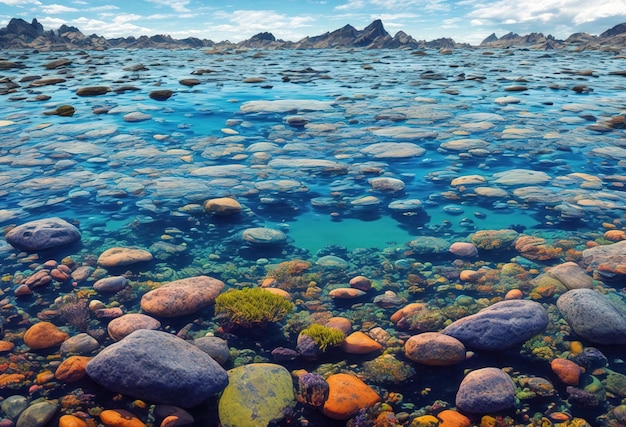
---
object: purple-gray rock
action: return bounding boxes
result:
[86,329,228,408]
[93,276,128,292]
[581,240,626,278]
[456,367,516,414]
[442,299,549,351]
[556,288,626,345]
[193,336,230,365]
[5,217,80,252]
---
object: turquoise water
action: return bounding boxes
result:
[1,47,626,426]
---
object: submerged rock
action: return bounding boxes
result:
[140,276,224,317]
[218,363,295,427]
[442,299,549,351]
[86,329,228,408]
[5,217,81,252]
[456,367,516,414]
[557,288,626,345]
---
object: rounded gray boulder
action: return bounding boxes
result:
[5,217,80,252]
[557,288,626,345]
[456,367,516,414]
[442,299,548,351]
[86,329,228,408]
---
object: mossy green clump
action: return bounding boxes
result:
[299,324,345,352]
[214,287,294,329]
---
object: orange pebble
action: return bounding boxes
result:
[459,270,481,282]
[438,409,471,427]
[341,331,382,354]
[322,373,380,420]
[99,409,146,427]
[0,340,15,352]
[604,229,626,242]
[261,287,292,300]
[569,341,584,355]
[551,358,581,385]
[504,289,523,300]
[59,414,89,427]
[390,302,425,323]
[55,356,92,382]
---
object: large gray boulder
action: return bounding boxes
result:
[86,329,228,408]
[557,288,626,345]
[442,299,549,351]
[5,217,80,252]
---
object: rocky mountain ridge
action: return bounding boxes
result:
[0,17,624,51]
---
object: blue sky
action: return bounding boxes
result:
[1,0,625,45]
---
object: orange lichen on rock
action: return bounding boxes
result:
[322,373,380,420]
[0,373,26,387]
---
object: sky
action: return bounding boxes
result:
[1,0,626,45]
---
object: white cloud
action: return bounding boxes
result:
[468,0,626,26]
[40,4,79,14]
[211,9,316,41]
[0,0,40,5]
[145,0,190,13]
[38,13,153,38]
[370,0,448,11]
[335,0,365,11]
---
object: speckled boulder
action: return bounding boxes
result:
[5,217,80,252]
[140,275,224,317]
[404,332,466,366]
[86,329,228,408]
[218,363,295,427]
[97,247,153,268]
[107,313,161,341]
[456,367,516,414]
[582,240,626,277]
[557,289,626,345]
[442,300,548,351]
[241,227,287,245]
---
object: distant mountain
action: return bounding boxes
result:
[479,22,626,50]
[0,17,624,51]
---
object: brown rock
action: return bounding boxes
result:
[97,247,153,268]
[322,373,380,420]
[328,288,365,299]
[55,355,91,382]
[551,358,581,385]
[349,275,372,291]
[341,331,382,354]
[140,276,224,317]
[203,197,242,215]
[107,313,161,341]
[404,332,466,366]
[24,321,69,350]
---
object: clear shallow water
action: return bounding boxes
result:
[1,47,626,426]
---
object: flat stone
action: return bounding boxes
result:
[140,275,224,317]
[492,169,551,186]
[5,217,80,252]
[455,368,516,414]
[86,329,228,408]
[60,333,100,356]
[93,276,128,292]
[97,247,153,268]
[547,262,594,290]
[203,197,242,215]
[241,228,287,245]
[442,300,549,351]
[150,90,173,101]
[582,240,626,276]
[24,321,69,350]
[557,288,626,345]
[360,142,425,158]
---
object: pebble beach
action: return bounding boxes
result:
[1,46,626,427]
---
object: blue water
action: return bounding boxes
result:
[1,47,626,425]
